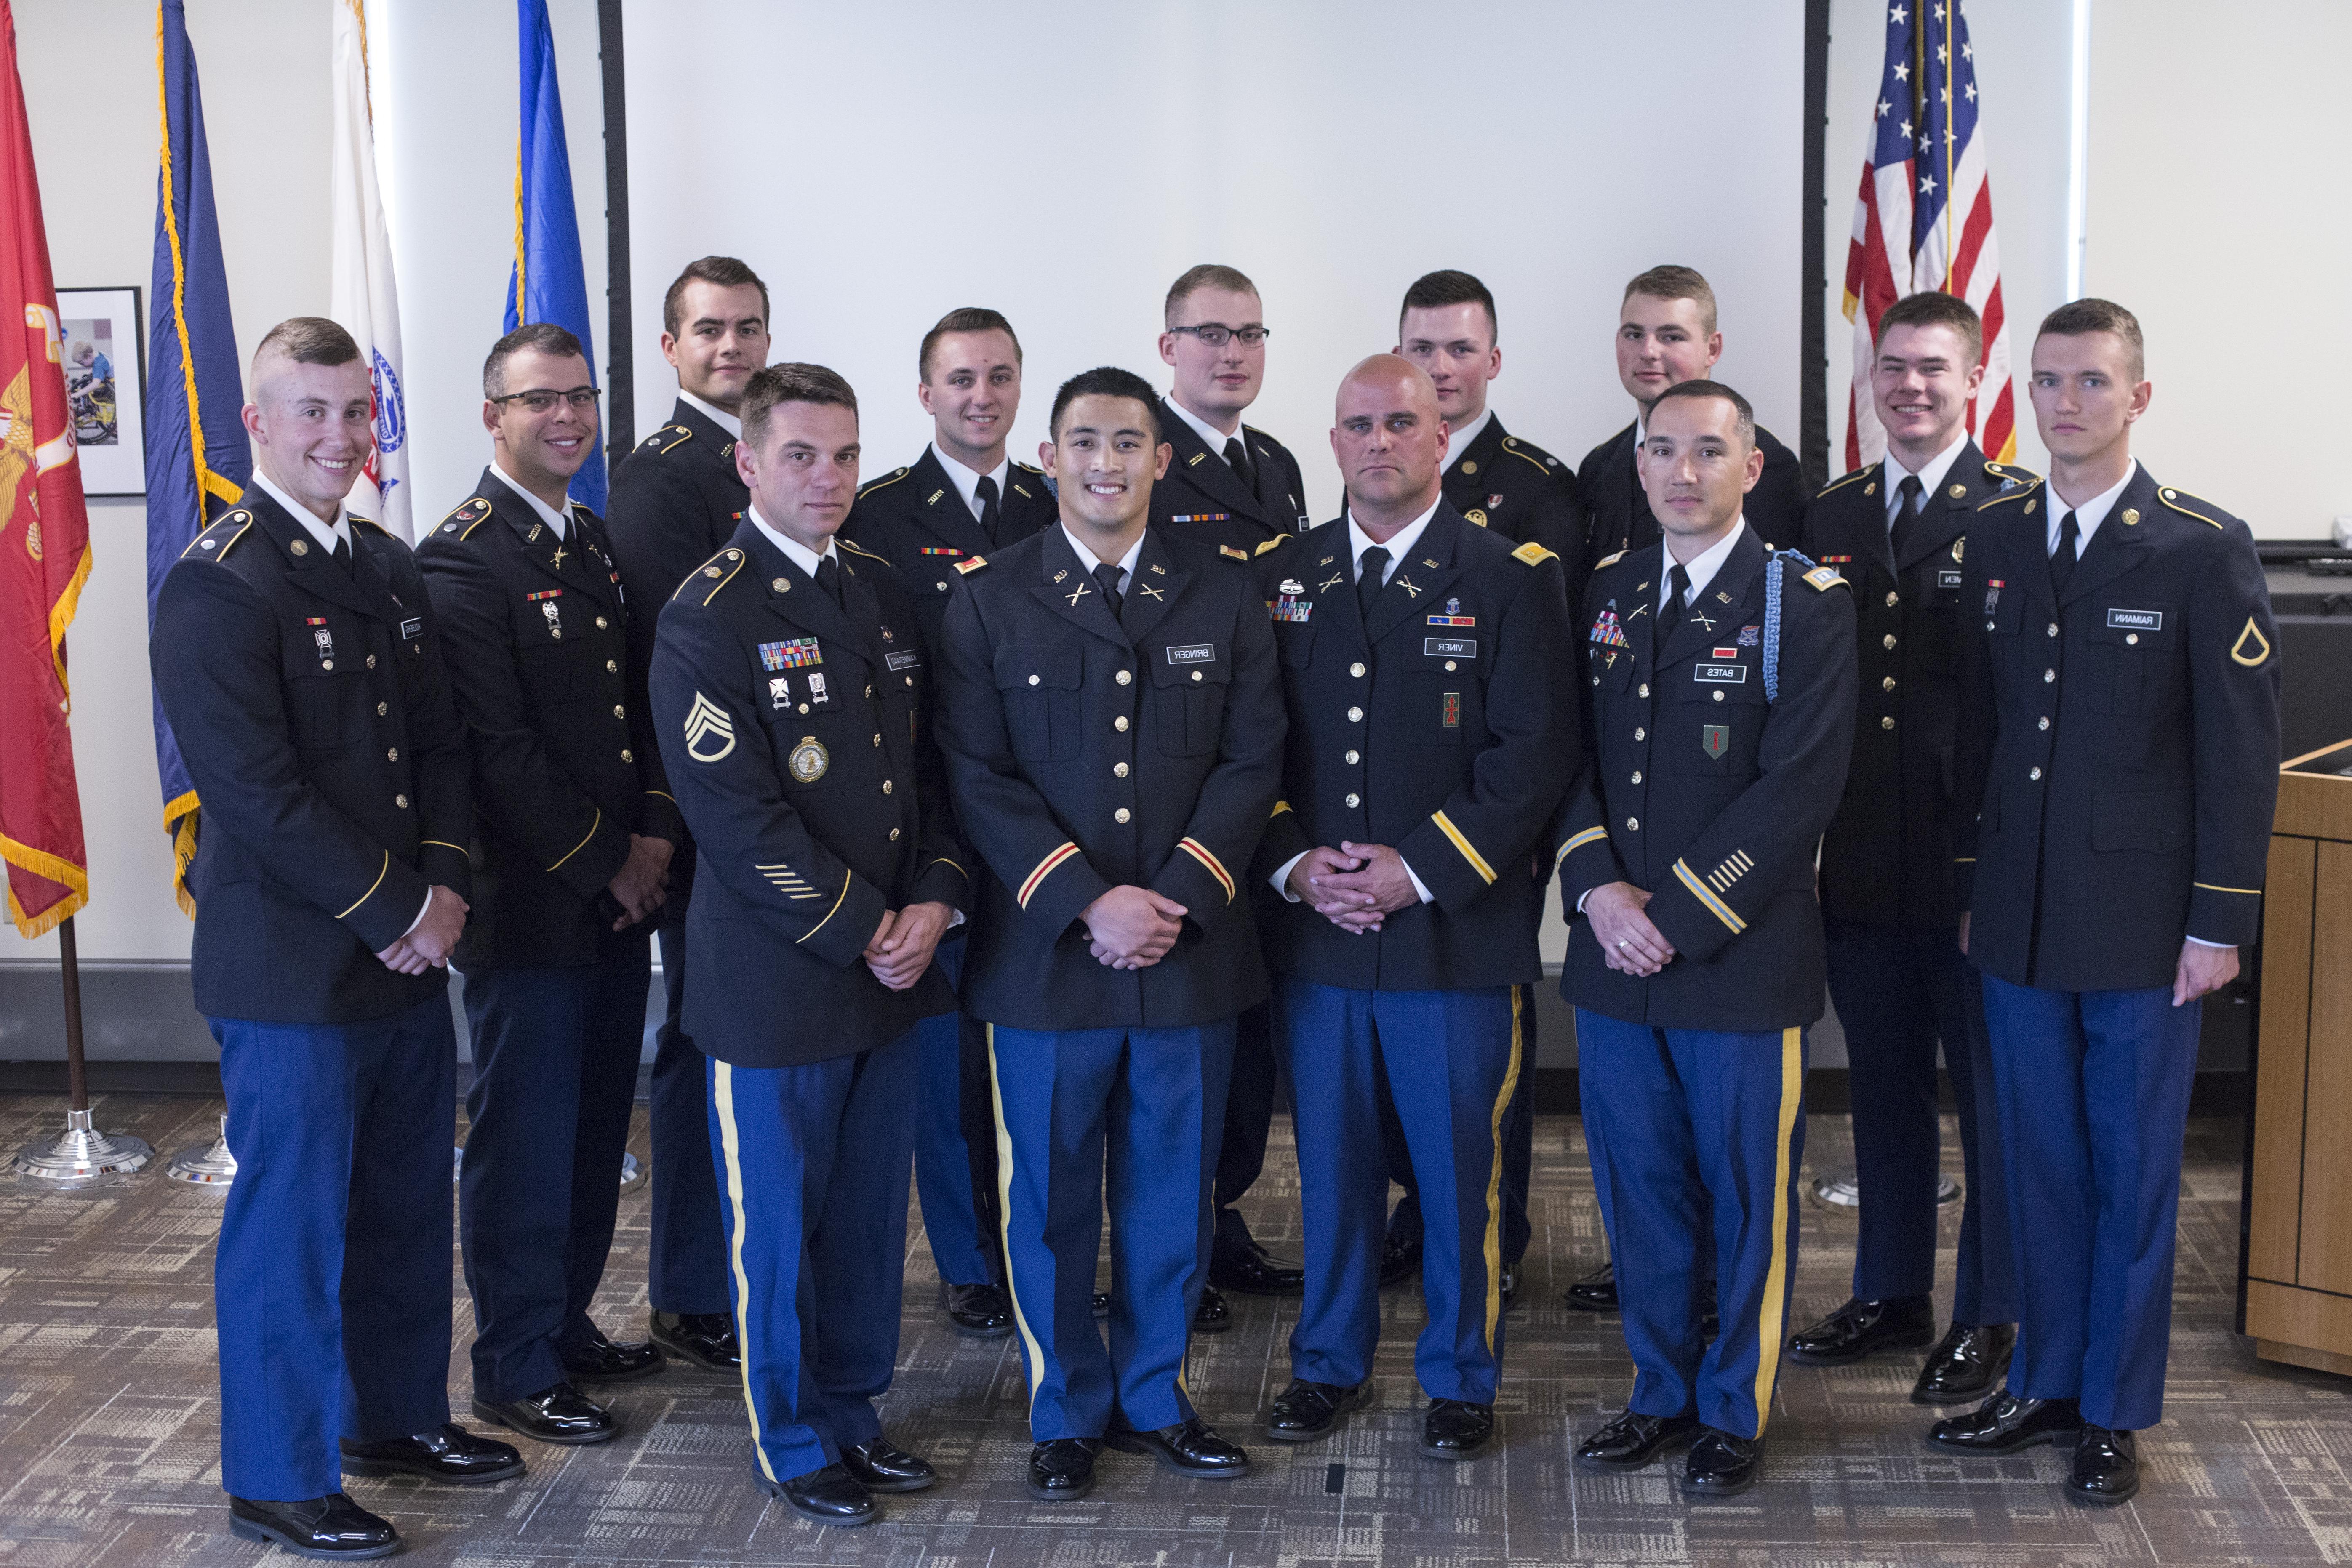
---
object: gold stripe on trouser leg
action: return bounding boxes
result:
[1748,1026,1803,1435]
[1483,989,1526,1354]
[712,1062,776,1482]
[984,1025,1050,1419]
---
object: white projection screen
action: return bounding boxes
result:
[620,0,1808,520]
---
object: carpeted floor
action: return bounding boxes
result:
[0,1091,2341,1566]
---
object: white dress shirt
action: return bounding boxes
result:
[1164,392,1243,454]
[1881,432,1971,529]
[750,505,838,576]
[2047,459,2140,560]
[1443,407,1495,473]
[932,442,1012,525]
[678,389,742,439]
[1660,517,1748,614]
[1060,524,1144,589]
[488,463,570,538]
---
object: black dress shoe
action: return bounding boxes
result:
[1926,1392,2081,1456]
[756,1461,874,1525]
[228,1493,399,1560]
[1193,1283,1233,1334]
[1499,1262,1520,1309]
[340,1422,525,1484]
[1027,1437,1102,1500]
[1680,1427,1762,1497]
[2067,1425,2139,1505]
[1563,1260,1617,1312]
[1211,1238,1307,1296]
[1265,1378,1372,1442]
[1420,1398,1496,1460]
[648,1309,741,1371]
[940,1280,1015,1339]
[1379,1230,1424,1288]
[1786,1294,1935,1365]
[470,1382,617,1445]
[840,1438,935,1493]
[1092,1291,1112,1319]
[1105,1416,1249,1476]
[1574,1410,1701,1470]
[1911,1322,2017,1406]
[560,1325,665,1383]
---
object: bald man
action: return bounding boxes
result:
[1250,357,1576,1462]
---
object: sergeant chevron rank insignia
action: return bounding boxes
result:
[684,692,736,761]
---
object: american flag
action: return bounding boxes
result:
[1843,0,2015,469]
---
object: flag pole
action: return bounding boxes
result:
[9,914,153,1183]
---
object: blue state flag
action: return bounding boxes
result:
[145,0,250,914]
[504,0,604,513]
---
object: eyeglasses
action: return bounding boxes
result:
[1168,324,1271,348]
[491,386,602,413]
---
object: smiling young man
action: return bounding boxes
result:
[1933,301,2279,1507]
[1556,380,1856,1499]
[419,323,680,1452]
[651,363,968,1527]
[936,366,1284,1504]
[605,255,772,1375]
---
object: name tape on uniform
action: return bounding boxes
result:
[2107,608,2163,631]
[1165,643,1217,665]
[1424,636,1477,658]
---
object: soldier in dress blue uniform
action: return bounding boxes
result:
[1785,292,2021,1404]
[936,366,1285,1502]
[651,364,970,1527]
[152,319,523,1561]
[1251,356,1575,1462]
[842,308,1055,1341]
[604,256,771,1374]
[417,325,677,1450]
[1558,380,1856,1499]
[1931,301,2280,1507]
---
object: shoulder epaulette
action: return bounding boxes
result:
[677,545,747,604]
[1219,544,1250,560]
[2156,485,2228,529]
[1253,534,1291,556]
[1818,465,1875,498]
[1592,548,1629,571]
[954,554,988,575]
[441,495,494,538]
[182,508,255,561]
[1499,435,1557,475]
[856,466,911,499]
[1983,460,2040,489]
[1011,460,1044,475]
[1511,540,1558,567]
[349,515,390,539]
[835,537,889,566]
[1976,474,2043,510]
[1798,551,1848,591]
[639,423,692,455]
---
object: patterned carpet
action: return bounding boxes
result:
[0,1091,2342,1567]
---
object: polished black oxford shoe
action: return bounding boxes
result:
[1192,1284,1232,1333]
[1575,1410,1701,1470]
[1911,1321,2017,1406]
[2067,1425,2139,1505]
[227,1493,399,1560]
[1027,1437,1102,1500]
[470,1381,617,1444]
[1211,1238,1307,1296]
[1379,1230,1424,1288]
[340,1422,524,1484]
[1264,1378,1372,1442]
[560,1325,665,1383]
[840,1437,935,1493]
[1680,1428,1762,1498]
[1786,1294,1936,1365]
[1106,1415,1249,1476]
[1499,1262,1520,1309]
[1563,1260,1617,1312]
[940,1280,1015,1339]
[1091,1291,1112,1319]
[1926,1391,2081,1456]
[648,1309,740,1371]
[757,1461,874,1525]
[1421,1398,1496,1460]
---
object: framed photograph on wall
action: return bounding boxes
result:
[56,287,146,497]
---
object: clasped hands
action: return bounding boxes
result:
[1082,885,1189,970]
[1585,881,1676,976]
[1285,842,1420,934]
[866,900,955,991]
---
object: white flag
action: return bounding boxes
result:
[327,0,411,539]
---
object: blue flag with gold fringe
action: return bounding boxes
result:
[144,0,250,915]
[504,0,604,512]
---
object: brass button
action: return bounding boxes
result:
[2125,632,2139,646]
[1345,750,1360,765]
[1634,727,1646,740]
[1115,669,1132,686]
[387,747,399,761]
[376,702,387,716]
[1444,660,1458,672]
[621,749,633,763]
[1350,662,1367,679]
[1885,591,1899,607]
[872,733,882,747]
[799,703,811,714]
[607,660,619,674]
[880,780,893,794]
[1114,807,1131,823]
[1881,716,1896,730]
[2029,766,2043,781]
[1345,792,1361,807]
[1114,762,1129,777]
[1347,706,1364,722]
[905,676,914,687]
[889,827,901,841]
[2038,716,2051,731]
[613,705,625,719]
[1626,817,1640,831]
[395,793,408,808]
[1029,674,1040,686]
[936,580,948,591]
[864,685,874,698]
[1592,675,1600,686]
[1882,634,1897,650]
[322,658,335,671]
[1191,670,1203,682]
[1115,716,1130,732]
[1882,676,1896,692]
[366,654,377,669]
[1713,690,1725,703]
[2044,669,2056,683]
[595,616,608,630]
[2048,623,2059,637]
[1630,770,1643,784]
[1638,683,1650,698]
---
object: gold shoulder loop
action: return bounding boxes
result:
[835,537,888,564]
[641,422,692,454]
[1253,534,1291,556]
[1976,478,2042,511]
[1803,564,1848,592]
[856,466,912,498]
[1511,540,1558,567]
[954,554,988,575]
[1592,547,1628,571]
[182,510,255,560]
[1818,466,1874,498]
[349,515,388,538]
[1501,440,1552,475]
[2157,485,2228,529]
[677,546,747,603]
[1983,459,2041,485]
[445,495,494,538]
[1011,459,1044,474]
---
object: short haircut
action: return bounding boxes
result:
[661,255,770,339]
[1400,269,1498,341]
[741,362,858,452]
[2037,296,2145,380]
[918,306,1023,382]
[1050,366,1163,443]
[482,322,587,397]
[1164,263,1259,326]
[1649,378,1755,446]
[252,316,360,375]
[1876,290,1984,365]
[1623,264,1718,336]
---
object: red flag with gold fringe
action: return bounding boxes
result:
[0,0,93,939]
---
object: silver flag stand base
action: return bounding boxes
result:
[11,1107,154,1183]
[166,1113,238,1185]
[1813,1167,1963,1208]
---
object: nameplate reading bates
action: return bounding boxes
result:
[1423,636,1477,658]
[2106,608,2163,631]
[1165,643,1216,665]
[1694,662,1747,683]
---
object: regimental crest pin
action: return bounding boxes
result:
[1737,624,1760,647]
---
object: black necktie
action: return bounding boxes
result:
[1656,562,1691,650]
[1224,435,1255,493]
[975,474,1001,545]
[1092,562,1125,621]
[814,553,843,609]
[1357,546,1390,619]
[1891,473,1925,568]
[2049,510,2080,601]
[330,532,353,573]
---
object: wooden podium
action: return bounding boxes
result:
[2243,738,2352,1374]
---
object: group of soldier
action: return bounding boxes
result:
[148,251,2280,1560]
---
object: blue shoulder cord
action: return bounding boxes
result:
[1762,548,1817,703]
